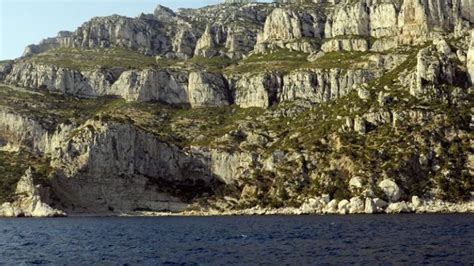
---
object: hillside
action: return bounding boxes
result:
[0,0,473,217]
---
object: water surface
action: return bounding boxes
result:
[0,214,473,264]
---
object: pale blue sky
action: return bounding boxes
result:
[0,0,271,60]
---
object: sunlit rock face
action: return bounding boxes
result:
[0,0,473,215]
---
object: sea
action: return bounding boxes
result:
[0,214,473,264]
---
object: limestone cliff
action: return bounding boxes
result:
[0,0,473,216]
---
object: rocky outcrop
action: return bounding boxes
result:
[378,179,402,202]
[233,72,282,108]
[109,69,188,103]
[0,168,66,217]
[194,25,224,58]
[398,0,473,44]
[48,121,218,213]
[324,2,370,38]
[254,8,322,54]
[4,63,117,97]
[0,62,12,80]
[279,69,376,103]
[411,42,468,99]
[21,0,474,59]
[259,8,302,42]
[323,0,472,49]
[188,72,230,107]
[154,5,176,22]
[23,37,62,57]
[0,108,74,155]
[232,68,377,108]
[67,15,169,56]
[321,38,369,52]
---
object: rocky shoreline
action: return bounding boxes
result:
[0,0,473,218]
[132,199,474,217]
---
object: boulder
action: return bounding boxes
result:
[321,194,331,204]
[378,179,401,202]
[433,38,452,56]
[300,197,324,214]
[411,196,422,208]
[349,197,365,214]
[354,117,367,134]
[349,176,363,190]
[357,85,371,100]
[338,199,350,214]
[385,202,411,214]
[325,199,339,214]
[364,198,377,214]
[373,198,388,209]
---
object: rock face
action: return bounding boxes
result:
[5,63,117,97]
[0,168,66,217]
[109,69,189,103]
[411,41,469,99]
[259,8,302,42]
[21,0,474,59]
[49,121,218,213]
[325,2,370,38]
[1,0,473,216]
[0,108,74,155]
[254,7,322,53]
[23,3,272,59]
[188,72,230,107]
[398,0,472,44]
[0,62,12,80]
[468,30,474,84]
[321,38,369,52]
[280,69,376,103]
[234,72,282,108]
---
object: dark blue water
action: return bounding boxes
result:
[0,214,472,264]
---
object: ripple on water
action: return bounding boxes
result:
[0,214,472,264]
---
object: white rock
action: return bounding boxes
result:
[110,69,188,103]
[258,8,302,42]
[349,176,363,189]
[357,86,371,100]
[378,179,401,202]
[187,71,230,107]
[3,168,67,217]
[325,199,339,214]
[364,198,377,214]
[385,202,412,214]
[434,38,452,56]
[321,194,331,204]
[349,197,365,214]
[411,196,422,208]
[234,72,281,108]
[338,199,350,214]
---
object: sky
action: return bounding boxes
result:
[0,0,271,60]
